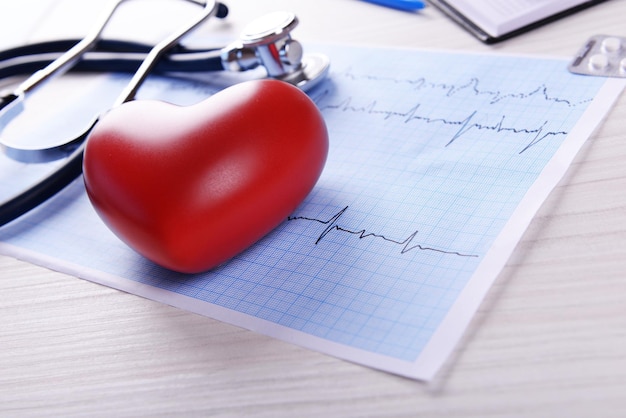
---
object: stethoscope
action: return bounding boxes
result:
[0,0,329,227]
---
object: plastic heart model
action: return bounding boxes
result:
[83,79,328,273]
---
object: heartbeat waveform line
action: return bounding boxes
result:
[317,96,568,153]
[287,206,479,258]
[336,69,593,107]
[446,111,568,154]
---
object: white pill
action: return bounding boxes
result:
[588,53,610,70]
[601,37,622,53]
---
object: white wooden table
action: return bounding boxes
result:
[2,1,626,416]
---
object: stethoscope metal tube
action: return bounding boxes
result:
[112,0,227,106]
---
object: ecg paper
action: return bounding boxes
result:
[0,44,624,381]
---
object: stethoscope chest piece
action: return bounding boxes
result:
[221,11,329,92]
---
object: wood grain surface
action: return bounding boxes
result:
[1,1,625,416]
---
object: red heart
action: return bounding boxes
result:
[83,79,328,273]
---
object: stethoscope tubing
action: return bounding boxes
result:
[0,39,225,81]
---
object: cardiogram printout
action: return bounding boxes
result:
[0,44,624,380]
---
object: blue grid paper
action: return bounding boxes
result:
[0,45,613,379]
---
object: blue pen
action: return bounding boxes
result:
[361,0,426,11]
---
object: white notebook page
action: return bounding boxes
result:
[445,0,590,37]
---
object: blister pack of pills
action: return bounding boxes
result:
[568,35,626,78]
